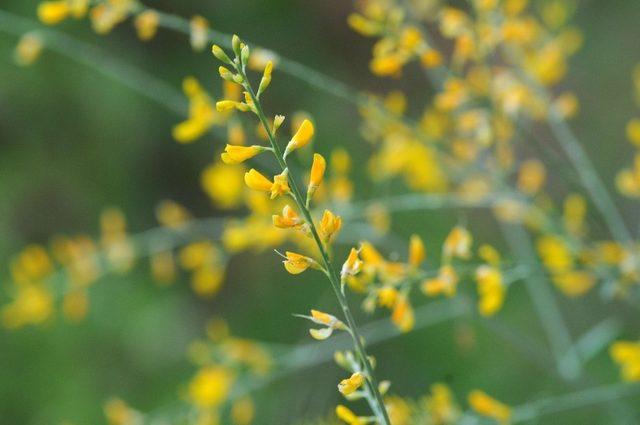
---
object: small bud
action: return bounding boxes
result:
[241,44,250,66]
[232,34,242,57]
[218,66,234,81]
[211,44,232,65]
[272,115,285,134]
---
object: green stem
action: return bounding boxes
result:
[238,67,391,424]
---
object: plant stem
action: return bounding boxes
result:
[238,68,391,424]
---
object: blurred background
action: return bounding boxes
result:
[1,0,640,424]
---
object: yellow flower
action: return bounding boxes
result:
[201,163,245,209]
[319,210,342,243]
[283,251,316,275]
[423,383,461,423]
[377,287,398,308]
[336,405,366,425]
[221,145,265,164]
[307,153,326,200]
[341,248,363,279]
[391,294,415,332]
[408,234,426,267]
[468,390,511,424]
[626,118,640,147]
[134,10,160,41]
[422,265,458,297]
[476,265,506,316]
[15,33,44,66]
[244,169,290,199]
[552,270,595,297]
[189,15,209,51]
[271,205,299,230]
[536,235,573,273]
[38,1,70,25]
[610,340,640,381]
[188,366,235,408]
[308,309,346,340]
[216,100,250,112]
[244,168,274,192]
[338,372,365,395]
[443,226,472,260]
[173,77,218,143]
[517,159,546,195]
[270,170,291,199]
[284,119,314,157]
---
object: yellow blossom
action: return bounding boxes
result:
[319,210,342,243]
[283,251,315,275]
[468,390,511,424]
[257,61,273,96]
[189,15,209,51]
[408,234,426,267]
[284,119,314,157]
[517,159,546,195]
[536,234,573,273]
[338,372,365,395]
[15,33,44,66]
[422,265,458,297]
[201,163,245,209]
[272,205,304,229]
[188,366,235,408]
[38,1,70,25]
[221,145,265,164]
[552,270,595,297]
[610,340,640,381]
[341,248,363,279]
[307,153,326,200]
[391,294,415,332]
[244,168,274,192]
[626,118,640,147]
[336,405,366,425]
[423,383,460,423]
[476,265,506,316]
[443,226,472,260]
[134,10,160,41]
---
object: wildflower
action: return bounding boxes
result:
[468,390,511,424]
[626,118,640,147]
[336,405,368,425]
[478,244,501,266]
[273,205,304,229]
[188,366,235,408]
[37,1,70,25]
[341,248,363,279]
[536,235,573,273]
[2,285,53,329]
[517,159,546,195]
[216,100,250,112]
[319,210,342,243]
[307,153,326,201]
[421,48,443,68]
[422,265,458,297]
[90,0,133,34]
[173,77,218,143]
[283,251,316,275]
[284,119,314,157]
[244,168,290,199]
[221,144,266,164]
[391,295,415,332]
[476,265,506,316]
[563,193,586,235]
[306,309,347,340]
[552,270,595,297]
[134,10,160,41]
[231,397,255,425]
[201,163,245,209]
[377,287,398,308]
[191,265,225,297]
[408,234,426,267]
[610,340,640,381]
[15,33,44,66]
[443,226,472,260]
[189,15,209,51]
[155,200,191,227]
[423,383,461,423]
[338,372,365,395]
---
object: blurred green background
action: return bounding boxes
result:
[1,0,640,424]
